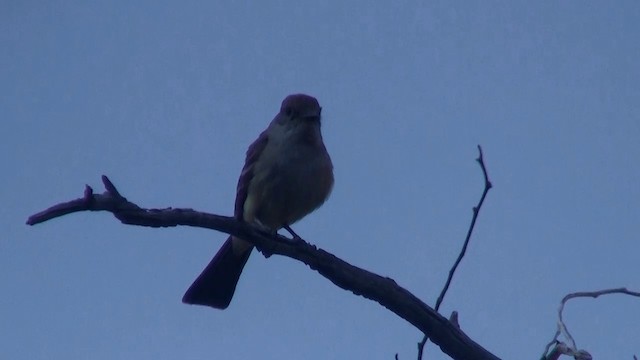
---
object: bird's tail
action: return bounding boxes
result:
[182,236,252,309]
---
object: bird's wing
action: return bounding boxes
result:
[234,129,270,220]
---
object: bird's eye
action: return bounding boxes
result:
[284,107,294,116]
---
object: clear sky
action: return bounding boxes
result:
[2,1,639,359]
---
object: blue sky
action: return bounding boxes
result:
[2,1,639,359]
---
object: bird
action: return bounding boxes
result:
[182,94,334,309]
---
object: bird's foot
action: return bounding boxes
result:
[283,224,303,241]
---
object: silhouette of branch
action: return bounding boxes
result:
[541,287,640,360]
[27,175,499,360]
[417,145,493,360]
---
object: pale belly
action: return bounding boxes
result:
[244,147,333,229]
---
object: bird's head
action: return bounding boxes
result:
[279,94,322,122]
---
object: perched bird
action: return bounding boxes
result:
[182,94,334,309]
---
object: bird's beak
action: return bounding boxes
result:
[302,107,322,121]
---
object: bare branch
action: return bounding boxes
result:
[541,342,571,360]
[541,287,640,359]
[418,145,493,360]
[435,145,492,310]
[27,175,500,360]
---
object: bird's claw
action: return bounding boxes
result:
[283,224,303,241]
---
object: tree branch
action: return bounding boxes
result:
[27,175,499,360]
[417,145,493,359]
[541,287,640,360]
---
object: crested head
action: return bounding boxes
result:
[280,94,321,119]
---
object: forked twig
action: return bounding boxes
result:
[541,287,640,360]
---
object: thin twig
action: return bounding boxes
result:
[27,175,500,360]
[541,287,640,359]
[417,145,493,360]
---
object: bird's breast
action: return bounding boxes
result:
[245,136,333,229]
